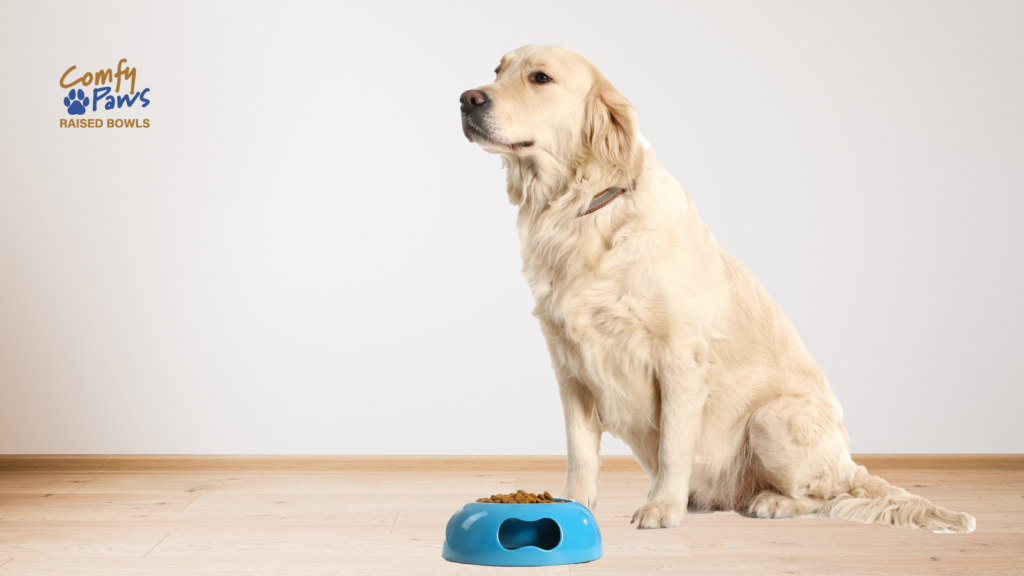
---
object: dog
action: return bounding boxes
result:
[459,44,975,533]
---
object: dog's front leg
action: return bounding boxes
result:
[558,375,602,510]
[632,360,708,529]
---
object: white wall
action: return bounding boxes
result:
[1,1,1021,455]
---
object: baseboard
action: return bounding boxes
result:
[850,454,1024,473]
[0,454,1021,473]
[0,455,590,473]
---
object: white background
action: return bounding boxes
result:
[1,1,1021,455]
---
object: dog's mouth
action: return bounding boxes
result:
[462,118,533,151]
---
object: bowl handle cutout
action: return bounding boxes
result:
[497,518,562,551]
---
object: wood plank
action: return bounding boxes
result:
[0,494,196,522]
[0,558,571,575]
[570,555,797,575]
[589,524,693,558]
[680,527,1024,558]
[0,527,170,558]
[177,494,408,529]
[144,529,445,559]
[930,473,1024,487]
[0,475,95,495]
[854,455,1024,473]
[73,473,513,496]
[777,554,1024,575]
[0,495,399,532]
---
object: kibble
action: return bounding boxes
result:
[475,490,562,504]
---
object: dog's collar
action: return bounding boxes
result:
[578,187,626,217]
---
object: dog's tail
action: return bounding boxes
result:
[817,465,976,533]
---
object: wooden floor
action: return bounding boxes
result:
[0,460,1021,575]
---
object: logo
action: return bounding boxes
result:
[59,59,151,129]
[63,89,89,115]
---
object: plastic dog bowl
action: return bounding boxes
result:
[441,499,603,566]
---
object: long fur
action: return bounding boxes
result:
[465,44,975,533]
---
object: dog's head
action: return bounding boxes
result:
[460,45,644,202]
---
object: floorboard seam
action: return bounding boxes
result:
[679,532,695,557]
[930,476,959,495]
[69,478,96,494]
[143,533,171,558]
[179,494,202,513]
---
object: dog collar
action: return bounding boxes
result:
[578,187,626,217]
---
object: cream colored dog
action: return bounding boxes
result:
[459,44,975,533]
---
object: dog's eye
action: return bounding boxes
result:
[494,66,501,76]
[531,72,552,84]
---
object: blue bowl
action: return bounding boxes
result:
[442,499,603,566]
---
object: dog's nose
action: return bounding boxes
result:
[460,89,489,113]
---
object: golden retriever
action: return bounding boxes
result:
[459,44,975,533]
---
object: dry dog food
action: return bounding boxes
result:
[476,490,563,504]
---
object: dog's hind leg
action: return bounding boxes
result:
[744,394,846,518]
[746,394,975,532]
[745,491,822,519]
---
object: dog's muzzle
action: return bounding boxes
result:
[459,89,534,149]
[460,89,493,142]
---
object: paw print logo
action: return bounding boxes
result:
[63,88,89,116]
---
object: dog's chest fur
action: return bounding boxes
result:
[516,192,692,433]
[508,156,732,437]
[529,251,662,433]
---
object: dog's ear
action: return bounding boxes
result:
[582,79,644,185]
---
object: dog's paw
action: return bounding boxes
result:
[560,487,598,510]
[631,500,683,529]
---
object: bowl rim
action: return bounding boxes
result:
[466,497,578,505]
